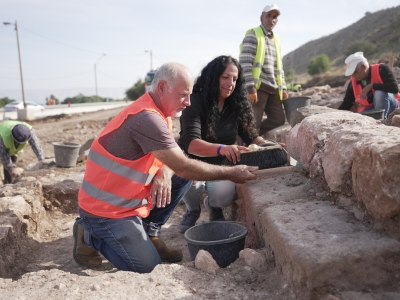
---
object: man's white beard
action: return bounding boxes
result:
[171,110,182,118]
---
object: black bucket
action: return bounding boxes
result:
[283,96,311,122]
[359,109,385,120]
[184,222,248,268]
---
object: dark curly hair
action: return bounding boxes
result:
[193,55,257,140]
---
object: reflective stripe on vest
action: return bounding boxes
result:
[240,27,284,100]
[88,149,155,185]
[81,179,149,209]
[78,93,169,219]
[0,121,32,157]
[352,64,400,112]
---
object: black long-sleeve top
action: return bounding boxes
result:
[338,64,399,110]
[178,93,258,165]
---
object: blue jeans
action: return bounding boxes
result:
[363,90,399,119]
[182,180,237,211]
[77,175,192,273]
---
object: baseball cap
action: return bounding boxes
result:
[11,124,32,144]
[344,52,368,76]
[262,4,280,15]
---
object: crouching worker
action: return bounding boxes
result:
[339,52,400,119]
[73,62,259,273]
[0,121,44,184]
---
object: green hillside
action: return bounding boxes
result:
[283,5,400,75]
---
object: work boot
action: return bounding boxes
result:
[73,219,102,267]
[150,236,183,263]
[178,206,201,233]
[204,196,226,222]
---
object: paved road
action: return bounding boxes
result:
[1,101,130,121]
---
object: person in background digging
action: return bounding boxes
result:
[73,62,259,273]
[239,3,288,136]
[338,52,400,119]
[0,121,44,184]
[177,55,273,233]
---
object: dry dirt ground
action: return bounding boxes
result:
[0,108,303,300]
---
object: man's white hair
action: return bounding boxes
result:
[150,62,187,93]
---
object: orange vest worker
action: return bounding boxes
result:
[351,64,400,112]
[78,93,172,219]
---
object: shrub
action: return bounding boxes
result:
[345,40,376,57]
[307,54,331,76]
[126,79,145,101]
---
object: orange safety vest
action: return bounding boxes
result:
[352,64,400,112]
[78,93,172,219]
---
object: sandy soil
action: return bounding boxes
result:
[0,108,302,300]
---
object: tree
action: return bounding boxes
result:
[126,78,145,101]
[0,97,16,108]
[307,54,331,76]
[63,94,100,104]
[345,40,376,57]
[61,93,121,104]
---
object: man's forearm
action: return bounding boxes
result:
[29,130,45,161]
[153,147,248,183]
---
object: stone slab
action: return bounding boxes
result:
[236,169,312,248]
[289,105,342,128]
[259,201,400,290]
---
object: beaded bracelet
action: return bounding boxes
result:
[217,144,225,156]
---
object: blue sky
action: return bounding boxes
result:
[1,0,399,104]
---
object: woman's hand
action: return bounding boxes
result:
[219,145,249,164]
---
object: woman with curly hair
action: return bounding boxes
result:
[177,55,271,233]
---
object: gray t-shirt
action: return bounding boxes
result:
[79,110,177,217]
[98,110,178,160]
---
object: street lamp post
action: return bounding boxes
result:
[94,54,106,101]
[145,50,153,70]
[3,20,27,108]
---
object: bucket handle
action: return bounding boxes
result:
[228,229,248,239]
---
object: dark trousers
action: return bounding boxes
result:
[3,156,17,184]
[253,89,286,135]
[77,175,192,272]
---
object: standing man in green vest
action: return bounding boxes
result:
[0,121,44,184]
[239,4,288,136]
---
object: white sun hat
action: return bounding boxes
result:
[262,4,280,15]
[344,52,368,76]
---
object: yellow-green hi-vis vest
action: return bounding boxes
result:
[240,27,284,100]
[0,121,32,157]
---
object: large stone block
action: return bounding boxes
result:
[322,126,378,193]
[289,105,341,128]
[323,126,400,197]
[352,135,400,219]
[287,112,380,176]
[260,201,400,290]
